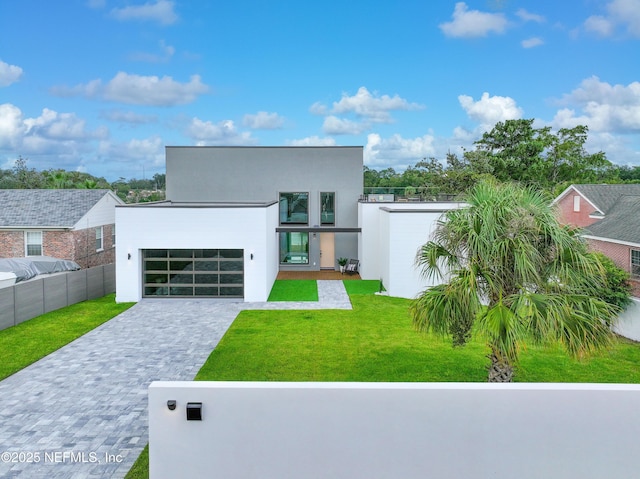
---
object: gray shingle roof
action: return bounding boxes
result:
[572,184,640,215]
[584,195,640,245]
[0,189,113,228]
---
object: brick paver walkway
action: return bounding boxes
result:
[0,281,351,478]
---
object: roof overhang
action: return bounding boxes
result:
[116,200,278,208]
[276,226,361,233]
[582,234,640,249]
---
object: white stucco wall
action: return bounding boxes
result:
[359,202,462,299]
[149,381,640,479]
[115,203,278,302]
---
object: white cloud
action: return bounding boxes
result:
[0,105,107,153]
[0,60,23,87]
[555,76,640,132]
[458,92,523,126]
[110,0,178,25]
[103,72,207,105]
[185,118,256,145]
[99,136,165,165]
[129,40,175,63]
[521,37,544,48]
[322,116,368,135]
[330,87,423,122]
[313,87,423,135]
[51,72,209,106]
[608,0,640,36]
[584,0,640,37]
[86,0,106,8]
[584,15,615,37]
[515,9,545,23]
[24,108,108,141]
[364,133,437,169]
[0,103,25,148]
[0,105,111,169]
[99,109,158,124]
[242,111,285,130]
[286,136,337,146]
[309,102,328,116]
[440,2,508,38]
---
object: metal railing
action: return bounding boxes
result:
[361,187,460,202]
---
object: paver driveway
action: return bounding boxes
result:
[0,281,351,478]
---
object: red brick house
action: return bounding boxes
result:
[553,184,640,296]
[0,189,124,268]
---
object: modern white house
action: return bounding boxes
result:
[115,146,461,303]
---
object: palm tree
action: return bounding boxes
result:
[410,180,617,382]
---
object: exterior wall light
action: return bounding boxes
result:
[167,400,176,411]
[250,253,254,260]
[127,253,131,260]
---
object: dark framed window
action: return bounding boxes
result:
[279,232,309,264]
[632,250,640,277]
[280,192,308,224]
[320,192,335,225]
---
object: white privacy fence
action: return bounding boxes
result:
[613,298,640,341]
[149,381,640,479]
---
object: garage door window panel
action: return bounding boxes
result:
[143,248,243,298]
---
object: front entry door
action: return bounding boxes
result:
[319,233,335,269]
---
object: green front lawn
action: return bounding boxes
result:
[0,294,134,380]
[267,279,318,301]
[196,293,640,383]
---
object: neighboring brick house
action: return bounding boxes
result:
[0,189,124,268]
[553,184,640,297]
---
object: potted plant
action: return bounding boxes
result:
[337,257,348,274]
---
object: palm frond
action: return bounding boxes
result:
[410,271,481,347]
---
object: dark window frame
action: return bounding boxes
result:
[279,192,309,225]
[320,191,335,225]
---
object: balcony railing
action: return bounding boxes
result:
[360,187,460,202]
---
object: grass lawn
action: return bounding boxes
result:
[0,294,134,381]
[196,293,640,383]
[343,279,384,295]
[267,279,318,301]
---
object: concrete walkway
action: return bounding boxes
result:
[0,281,351,478]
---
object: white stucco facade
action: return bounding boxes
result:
[150,381,640,479]
[359,202,463,299]
[115,202,278,303]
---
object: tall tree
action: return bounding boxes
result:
[474,120,614,190]
[410,180,617,382]
[474,119,554,185]
[13,156,44,188]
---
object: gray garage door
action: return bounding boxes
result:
[142,249,243,298]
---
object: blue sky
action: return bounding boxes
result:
[1,0,639,181]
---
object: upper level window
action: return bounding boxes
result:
[280,192,308,224]
[321,192,335,225]
[632,250,640,277]
[96,227,103,251]
[573,195,581,212]
[25,231,43,256]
